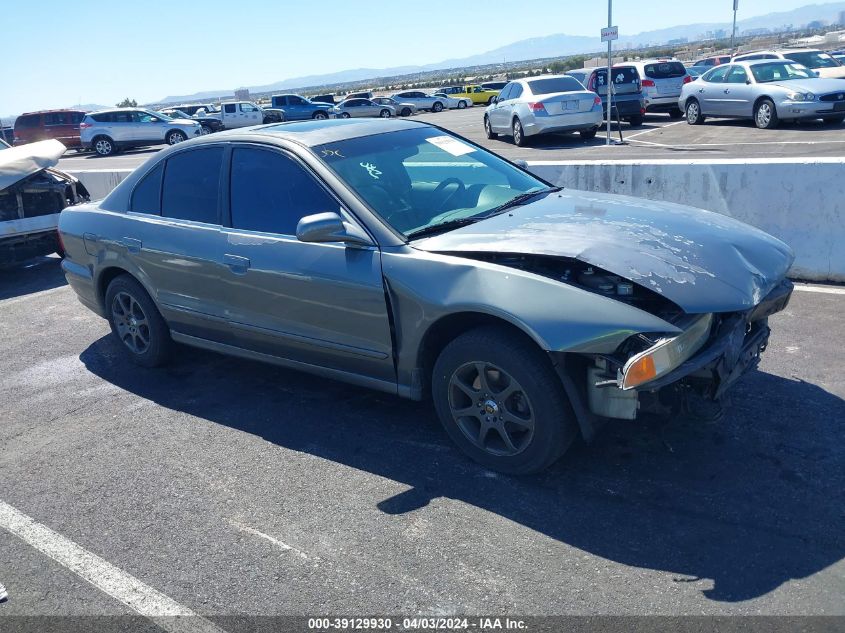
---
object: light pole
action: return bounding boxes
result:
[730,0,739,55]
[606,0,613,145]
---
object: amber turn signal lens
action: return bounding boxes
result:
[624,355,657,388]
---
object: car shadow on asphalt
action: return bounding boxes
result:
[80,335,845,604]
[0,256,66,300]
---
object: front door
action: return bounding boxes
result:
[219,145,395,383]
[488,83,515,131]
[722,66,754,117]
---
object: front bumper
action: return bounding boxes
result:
[777,99,845,119]
[639,279,793,399]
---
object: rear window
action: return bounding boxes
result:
[15,114,40,129]
[527,76,584,95]
[643,62,687,79]
[596,67,640,86]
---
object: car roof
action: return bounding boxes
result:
[205,118,429,147]
[85,107,146,114]
[19,108,87,116]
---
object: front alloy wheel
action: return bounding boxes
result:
[167,130,186,145]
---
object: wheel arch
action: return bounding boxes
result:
[96,265,158,314]
[165,128,187,141]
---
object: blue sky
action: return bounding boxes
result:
[3,0,818,116]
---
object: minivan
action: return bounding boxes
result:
[13,110,87,149]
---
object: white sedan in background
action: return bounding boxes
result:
[431,93,473,109]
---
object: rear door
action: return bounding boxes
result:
[125,146,231,343]
[698,65,731,115]
[220,145,395,382]
[239,102,262,125]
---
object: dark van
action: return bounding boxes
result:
[14,110,87,149]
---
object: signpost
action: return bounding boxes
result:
[602,5,619,146]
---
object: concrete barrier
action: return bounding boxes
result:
[69,169,132,201]
[69,157,845,282]
[528,158,844,283]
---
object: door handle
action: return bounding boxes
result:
[224,254,251,274]
[724,89,731,94]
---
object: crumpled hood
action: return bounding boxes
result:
[414,190,794,314]
[0,139,66,190]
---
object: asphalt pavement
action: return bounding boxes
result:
[1,256,843,627]
[56,108,845,173]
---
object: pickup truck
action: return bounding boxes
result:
[212,101,283,129]
[270,94,335,120]
[439,85,501,105]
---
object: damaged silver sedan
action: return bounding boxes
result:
[58,119,793,473]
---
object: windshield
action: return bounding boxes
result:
[151,111,174,121]
[164,110,190,119]
[314,127,548,237]
[751,62,816,82]
[527,76,584,95]
[785,51,841,69]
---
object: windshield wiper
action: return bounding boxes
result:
[484,187,562,216]
[406,217,481,240]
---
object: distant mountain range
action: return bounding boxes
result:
[154,1,841,103]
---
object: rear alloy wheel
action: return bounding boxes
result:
[580,127,598,140]
[93,136,115,157]
[380,109,391,118]
[105,275,172,368]
[685,99,705,125]
[484,115,498,139]
[512,118,527,146]
[432,326,578,474]
[341,112,351,119]
[432,102,444,113]
[754,98,779,129]
[167,130,186,145]
[401,107,412,117]
[313,111,328,120]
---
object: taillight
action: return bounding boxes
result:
[641,79,655,87]
[683,75,693,84]
[56,230,65,256]
[529,102,546,112]
[593,96,602,106]
[79,122,91,129]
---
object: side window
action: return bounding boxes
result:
[224,104,236,114]
[135,112,156,123]
[130,163,164,214]
[230,147,338,236]
[289,96,305,105]
[239,103,256,112]
[161,147,224,223]
[498,84,514,101]
[727,67,748,83]
[71,112,85,124]
[705,66,731,83]
[16,115,39,129]
[510,84,523,99]
[115,112,133,123]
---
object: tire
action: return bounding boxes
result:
[379,109,391,118]
[512,118,527,146]
[401,107,412,117]
[668,108,684,119]
[579,127,598,140]
[200,124,213,135]
[313,111,329,120]
[166,130,186,145]
[431,326,578,474]
[685,99,705,125]
[628,114,644,127]
[432,101,444,113]
[484,115,498,139]
[823,115,845,125]
[754,98,779,129]
[105,275,172,368]
[340,112,351,119]
[457,100,467,109]
[93,136,115,157]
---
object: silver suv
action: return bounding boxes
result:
[79,108,202,157]
[613,59,691,118]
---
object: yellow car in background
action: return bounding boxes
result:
[439,85,501,105]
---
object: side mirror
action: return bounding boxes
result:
[149,117,160,123]
[296,212,373,247]
[491,96,499,104]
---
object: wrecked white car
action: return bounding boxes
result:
[0,139,90,265]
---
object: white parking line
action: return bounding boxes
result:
[793,284,845,295]
[622,120,686,140]
[230,521,309,560]
[629,137,845,148]
[0,500,226,633]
